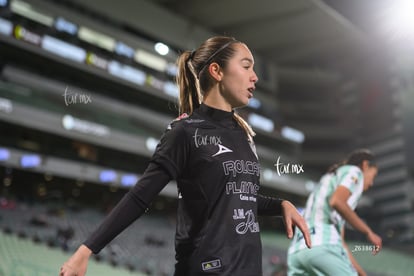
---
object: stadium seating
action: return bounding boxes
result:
[1,199,414,275]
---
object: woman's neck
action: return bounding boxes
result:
[203,90,232,112]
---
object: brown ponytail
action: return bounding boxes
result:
[176,51,201,115]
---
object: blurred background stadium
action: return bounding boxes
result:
[0,0,413,275]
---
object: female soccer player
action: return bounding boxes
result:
[287,149,382,276]
[60,36,311,276]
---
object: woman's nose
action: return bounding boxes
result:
[252,72,258,83]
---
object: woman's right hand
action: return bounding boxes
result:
[59,245,92,276]
[366,231,382,255]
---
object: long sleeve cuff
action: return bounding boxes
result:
[257,194,284,216]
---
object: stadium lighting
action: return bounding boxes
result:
[20,154,41,168]
[99,170,117,183]
[0,148,10,161]
[383,0,414,42]
[135,49,167,71]
[121,174,139,187]
[154,42,169,56]
[247,113,274,133]
[54,17,78,35]
[247,98,261,109]
[281,126,305,144]
[146,137,159,152]
[10,0,54,27]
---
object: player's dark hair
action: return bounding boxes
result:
[327,149,376,173]
[346,149,376,168]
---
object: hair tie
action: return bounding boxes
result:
[189,50,195,60]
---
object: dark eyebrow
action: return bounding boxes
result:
[241,58,254,64]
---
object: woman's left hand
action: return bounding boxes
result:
[281,200,312,248]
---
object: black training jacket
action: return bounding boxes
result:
[84,104,283,276]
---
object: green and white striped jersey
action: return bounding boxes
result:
[288,165,364,254]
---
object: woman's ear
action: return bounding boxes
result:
[208,62,223,82]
